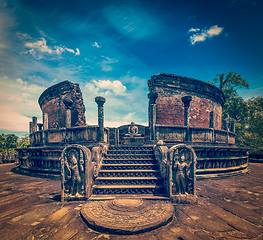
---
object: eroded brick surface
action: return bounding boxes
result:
[148,73,224,130]
[38,80,86,128]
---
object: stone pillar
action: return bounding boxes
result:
[29,122,33,134]
[230,120,235,133]
[63,99,73,128]
[148,92,158,141]
[43,113,48,130]
[32,116,37,133]
[209,111,214,129]
[209,111,215,142]
[182,96,192,141]
[222,114,229,131]
[95,96,106,142]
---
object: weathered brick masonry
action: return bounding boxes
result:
[148,73,225,130]
[38,80,86,128]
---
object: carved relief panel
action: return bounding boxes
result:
[168,144,197,204]
[61,144,91,201]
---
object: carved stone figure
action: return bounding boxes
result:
[125,122,141,137]
[173,153,191,195]
[64,149,84,198]
[168,144,197,204]
[61,144,94,202]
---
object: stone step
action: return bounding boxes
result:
[89,195,169,200]
[101,164,159,171]
[107,150,153,155]
[105,154,154,160]
[91,144,166,197]
[95,176,164,185]
[108,146,153,151]
[98,170,161,178]
[103,159,157,164]
[92,184,166,195]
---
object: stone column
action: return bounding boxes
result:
[182,96,192,141]
[148,92,158,141]
[63,99,73,128]
[43,113,48,130]
[209,111,214,129]
[209,111,215,142]
[32,116,37,133]
[95,96,106,142]
[29,122,33,134]
[230,120,235,133]
[222,114,229,131]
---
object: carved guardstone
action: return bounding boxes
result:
[61,144,92,202]
[168,144,197,204]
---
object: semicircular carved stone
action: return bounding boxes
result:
[61,144,92,202]
[81,198,174,234]
[168,144,197,204]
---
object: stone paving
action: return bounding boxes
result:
[0,163,262,240]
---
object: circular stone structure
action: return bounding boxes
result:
[81,198,174,234]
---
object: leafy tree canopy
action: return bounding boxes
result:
[0,133,29,151]
[210,71,263,154]
[0,134,18,150]
[209,71,250,117]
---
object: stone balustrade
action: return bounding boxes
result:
[0,149,18,164]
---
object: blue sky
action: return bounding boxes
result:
[0,0,262,136]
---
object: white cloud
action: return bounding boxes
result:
[93,42,101,48]
[24,38,80,59]
[189,25,224,45]
[206,25,224,37]
[15,78,45,92]
[188,28,200,33]
[0,105,31,131]
[85,80,127,96]
[16,32,32,39]
[25,38,53,54]
[75,48,80,55]
[0,77,45,132]
[51,78,57,85]
[99,56,118,72]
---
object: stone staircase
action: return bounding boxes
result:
[91,145,166,199]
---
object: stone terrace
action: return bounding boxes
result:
[0,163,262,240]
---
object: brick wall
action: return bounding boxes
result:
[149,73,224,130]
[39,81,86,128]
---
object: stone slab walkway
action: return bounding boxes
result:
[0,163,262,239]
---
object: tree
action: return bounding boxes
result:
[243,97,263,154]
[210,72,263,154]
[0,134,18,150]
[210,71,250,117]
[17,134,30,148]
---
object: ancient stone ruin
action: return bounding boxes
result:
[16,73,249,233]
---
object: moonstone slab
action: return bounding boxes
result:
[81,198,174,234]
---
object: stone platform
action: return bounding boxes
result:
[1,163,263,239]
[81,198,173,234]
